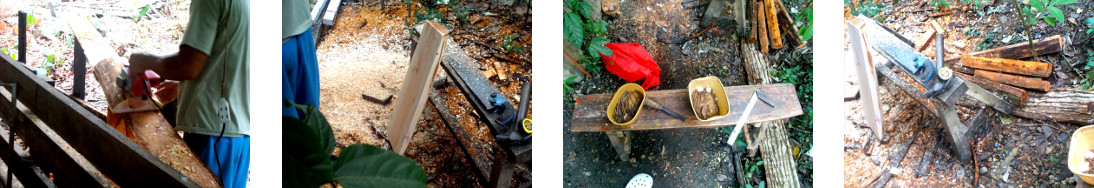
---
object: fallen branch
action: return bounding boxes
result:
[1013,89,1094,125]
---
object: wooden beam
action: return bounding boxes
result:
[973,70,1050,92]
[1012,89,1094,125]
[914,30,936,52]
[773,0,801,47]
[67,17,116,68]
[763,0,782,49]
[0,115,54,188]
[91,58,221,188]
[390,21,449,154]
[956,72,1028,107]
[569,83,802,132]
[959,56,1052,78]
[944,35,1063,65]
[755,1,769,52]
[0,47,199,187]
[741,40,799,187]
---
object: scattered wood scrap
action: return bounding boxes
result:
[362,93,393,105]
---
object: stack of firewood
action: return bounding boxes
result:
[746,0,803,52]
[939,35,1064,108]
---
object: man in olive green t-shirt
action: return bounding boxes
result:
[129,0,249,187]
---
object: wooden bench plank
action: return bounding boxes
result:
[390,21,449,154]
[570,83,802,132]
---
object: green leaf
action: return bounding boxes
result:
[1045,16,1057,26]
[572,0,593,20]
[1048,6,1064,26]
[136,5,150,22]
[587,37,612,57]
[1054,0,1077,5]
[333,144,427,188]
[999,115,1013,124]
[1031,0,1045,10]
[563,13,584,47]
[291,102,337,155]
[283,117,336,187]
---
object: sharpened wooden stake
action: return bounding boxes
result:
[390,21,449,155]
[764,0,782,49]
[959,56,1052,78]
[973,70,1051,92]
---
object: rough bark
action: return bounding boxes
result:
[741,40,800,187]
[1013,89,1094,125]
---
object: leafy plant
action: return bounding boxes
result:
[1022,0,1076,26]
[1078,51,1094,90]
[846,0,885,22]
[283,100,427,187]
[796,7,813,42]
[135,5,150,22]
[564,0,613,75]
[502,34,523,55]
[931,0,950,9]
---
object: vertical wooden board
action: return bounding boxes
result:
[959,56,1052,78]
[390,21,449,154]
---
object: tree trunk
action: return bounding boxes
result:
[741,41,800,187]
[1013,89,1094,125]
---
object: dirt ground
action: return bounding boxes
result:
[843,0,1094,186]
[315,0,531,187]
[563,0,811,187]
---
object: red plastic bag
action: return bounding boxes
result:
[600,43,661,89]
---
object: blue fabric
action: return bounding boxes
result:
[282,28,321,118]
[198,135,250,188]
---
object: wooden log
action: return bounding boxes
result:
[390,21,449,154]
[741,40,799,187]
[959,56,1052,78]
[755,1,769,52]
[569,83,801,132]
[93,57,221,188]
[1012,89,1094,125]
[956,72,1028,107]
[67,17,115,68]
[0,44,200,187]
[944,35,1063,65]
[764,0,782,49]
[749,2,758,43]
[973,70,1050,92]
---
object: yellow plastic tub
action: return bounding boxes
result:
[687,76,730,121]
[607,83,646,125]
[1068,125,1094,184]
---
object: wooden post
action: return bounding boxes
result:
[390,21,449,154]
[73,40,86,99]
[17,11,26,64]
[740,40,799,187]
[973,70,1051,92]
[764,0,782,49]
[959,56,1052,78]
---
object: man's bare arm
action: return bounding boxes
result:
[129,45,209,81]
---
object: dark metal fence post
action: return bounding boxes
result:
[73,40,86,99]
[18,11,26,64]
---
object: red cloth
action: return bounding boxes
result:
[600,43,661,89]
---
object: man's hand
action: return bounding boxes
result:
[154,80,180,104]
[128,53,159,76]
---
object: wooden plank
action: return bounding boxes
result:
[914,30,936,52]
[0,88,112,187]
[321,0,342,25]
[959,56,1052,78]
[773,0,801,47]
[944,35,1063,65]
[763,0,782,49]
[973,70,1050,92]
[0,48,198,187]
[748,2,758,43]
[67,17,116,68]
[91,56,222,188]
[755,1,769,52]
[570,83,801,132]
[390,21,449,154]
[1013,89,1094,125]
[956,72,1027,107]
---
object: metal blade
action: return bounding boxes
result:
[728,92,758,146]
[963,78,1015,114]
